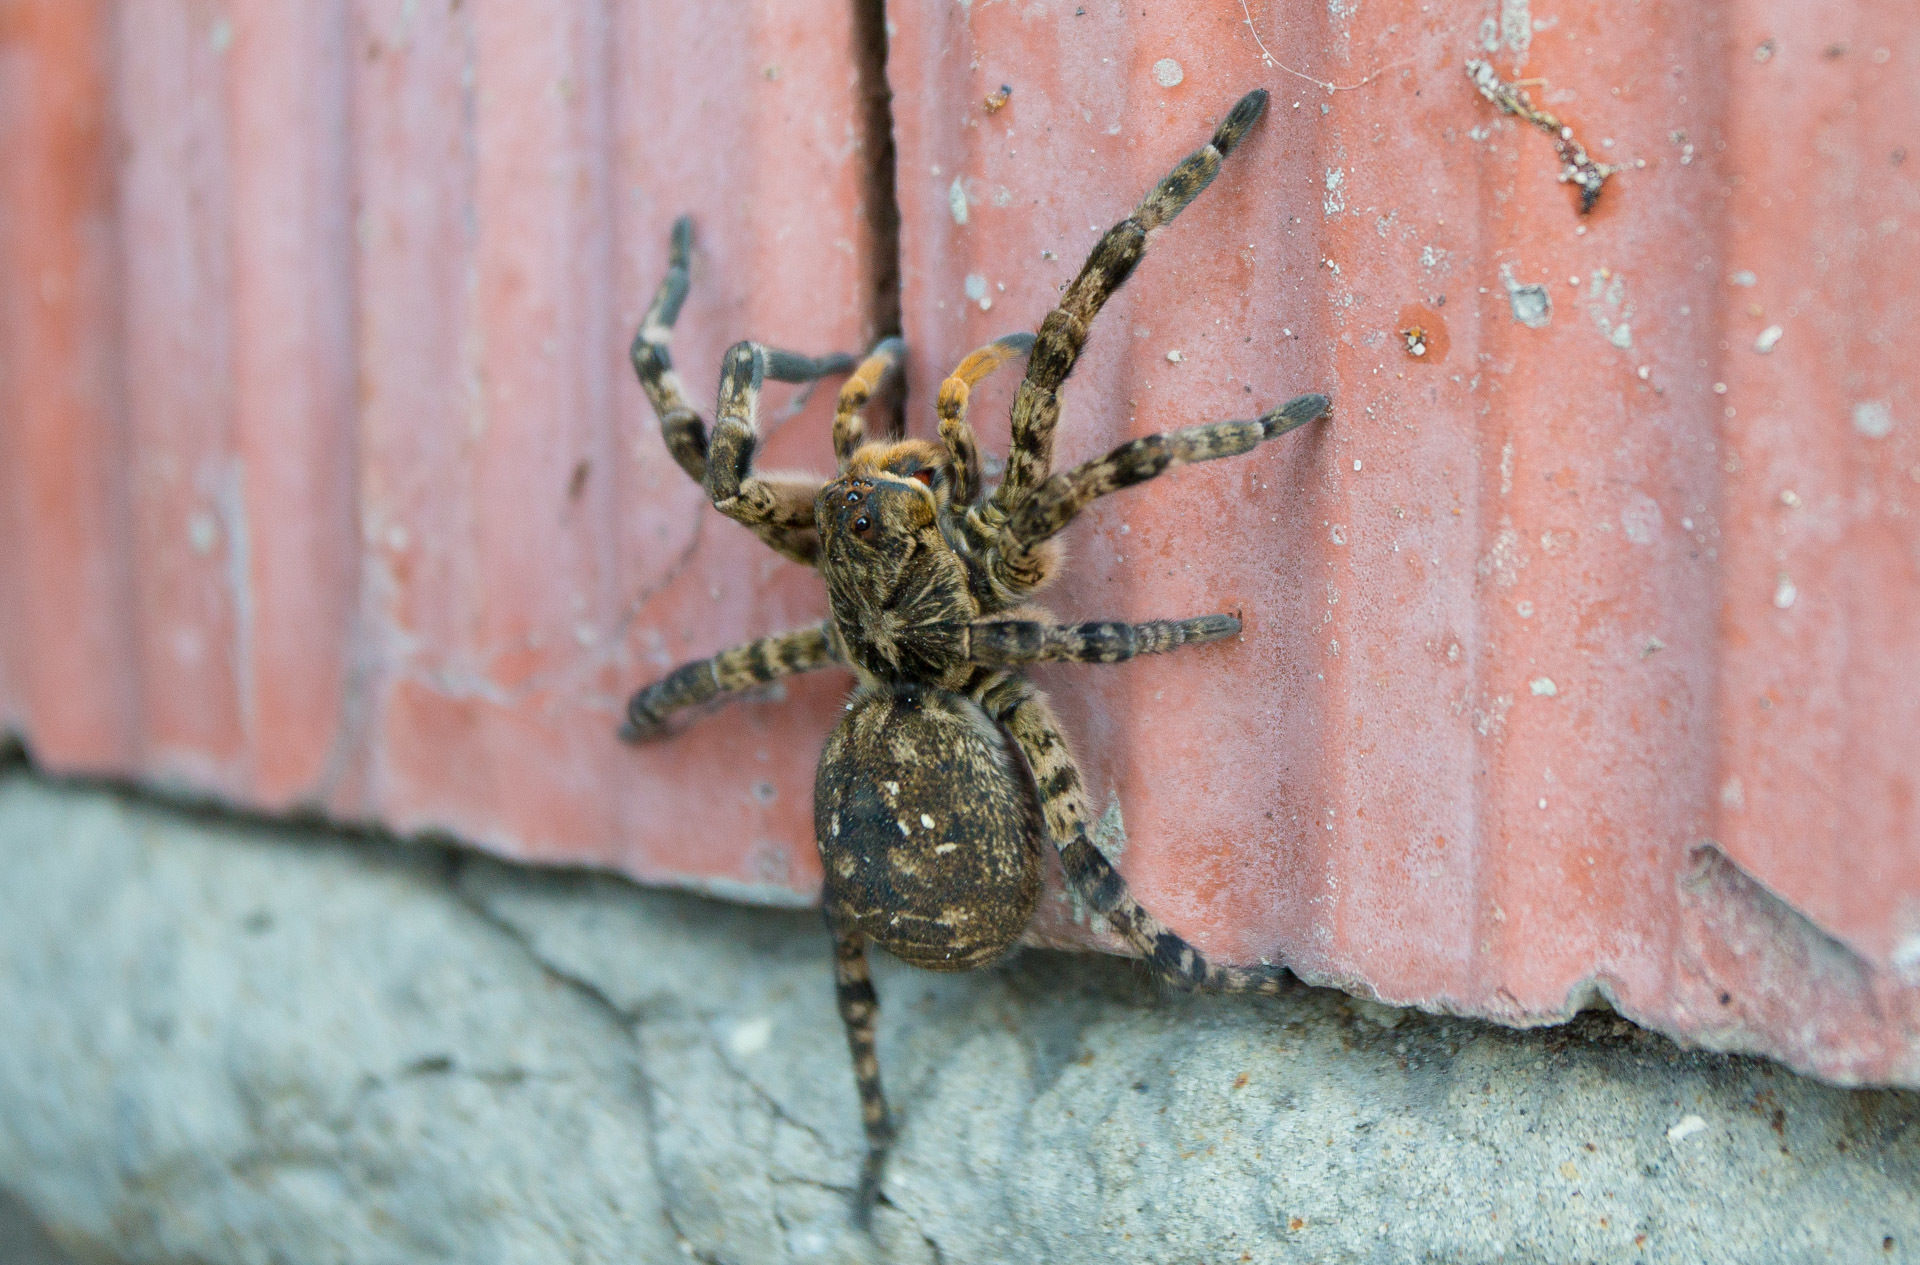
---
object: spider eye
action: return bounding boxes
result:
[853,515,874,540]
[845,489,862,503]
[910,468,936,487]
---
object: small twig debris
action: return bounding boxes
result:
[1466,60,1623,214]
[984,84,1011,113]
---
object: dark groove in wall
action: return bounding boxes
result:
[850,0,905,437]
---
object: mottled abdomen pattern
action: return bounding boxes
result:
[815,687,1043,971]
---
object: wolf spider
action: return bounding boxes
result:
[622,88,1327,1224]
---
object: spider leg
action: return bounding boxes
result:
[986,393,1328,594]
[936,332,1034,507]
[831,925,894,1228]
[964,614,1238,665]
[986,681,1291,995]
[988,89,1271,518]
[833,337,908,465]
[705,340,859,566]
[630,219,856,565]
[618,622,838,740]
[630,216,708,484]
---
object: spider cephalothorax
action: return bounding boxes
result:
[621,88,1328,1226]
[816,443,977,683]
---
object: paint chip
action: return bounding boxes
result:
[1852,400,1894,439]
[948,178,969,226]
[1620,493,1662,545]
[1754,324,1784,354]
[1773,574,1797,609]
[1667,1114,1708,1144]
[1152,58,1184,88]
[727,1016,773,1057]
[1530,677,1558,697]
[188,512,220,555]
[1323,168,1347,217]
[1501,264,1553,328]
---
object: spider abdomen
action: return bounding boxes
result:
[815,685,1043,971]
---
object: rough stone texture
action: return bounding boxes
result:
[1,771,1916,1265]
[0,1190,76,1265]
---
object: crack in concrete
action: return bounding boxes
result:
[9,774,1920,1263]
[446,859,637,1026]
[443,862,912,1256]
[442,856,741,1262]
[707,1037,844,1162]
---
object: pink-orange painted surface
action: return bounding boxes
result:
[0,0,1914,1084]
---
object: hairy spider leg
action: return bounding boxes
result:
[630,217,857,566]
[986,393,1329,596]
[988,89,1271,522]
[622,95,1329,1235]
[630,216,706,482]
[831,927,894,1228]
[935,332,1035,508]
[963,614,1240,666]
[987,682,1292,995]
[833,337,908,465]
[618,622,839,741]
[706,340,862,566]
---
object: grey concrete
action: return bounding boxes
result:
[0,772,1915,1265]
[0,1190,79,1265]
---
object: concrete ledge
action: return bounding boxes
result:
[0,1190,71,1265]
[0,772,1915,1264]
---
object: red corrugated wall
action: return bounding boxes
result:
[2,0,1914,1084]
